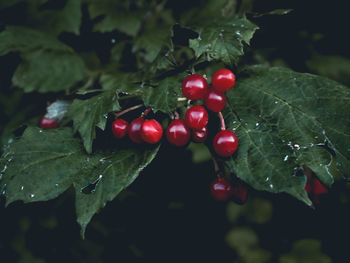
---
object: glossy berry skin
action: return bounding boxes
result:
[210,178,233,201]
[112,119,128,138]
[204,89,226,112]
[213,130,238,157]
[212,69,236,92]
[166,119,191,146]
[40,116,58,129]
[128,117,144,143]
[182,74,208,100]
[185,105,209,130]
[192,126,207,143]
[141,119,163,144]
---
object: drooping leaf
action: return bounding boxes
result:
[142,73,186,114]
[188,16,258,65]
[223,65,350,204]
[87,0,143,36]
[67,90,120,154]
[12,50,84,93]
[0,127,160,235]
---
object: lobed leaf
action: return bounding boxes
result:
[189,16,258,65]
[223,65,350,204]
[0,127,160,236]
[67,90,120,154]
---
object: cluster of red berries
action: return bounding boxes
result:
[112,69,239,158]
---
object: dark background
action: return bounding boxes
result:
[1,0,350,262]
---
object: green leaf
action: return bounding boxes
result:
[12,50,84,93]
[100,72,143,95]
[87,0,143,36]
[30,0,82,35]
[0,26,72,55]
[67,90,120,154]
[0,127,160,235]
[0,26,85,93]
[223,65,350,204]
[189,16,258,65]
[142,73,186,114]
[133,25,173,63]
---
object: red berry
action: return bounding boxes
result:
[210,178,233,201]
[112,119,128,138]
[166,119,191,146]
[213,130,238,157]
[40,116,58,129]
[141,119,163,144]
[204,89,226,112]
[231,182,248,204]
[192,126,207,143]
[182,74,208,100]
[128,117,144,143]
[212,69,236,92]
[185,105,208,130]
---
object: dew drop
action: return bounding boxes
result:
[219,32,223,37]
[294,144,300,150]
[30,194,35,198]
[269,184,274,189]
[283,155,289,161]
[274,101,278,104]
[39,130,43,133]
[111,38,116,44]
[265,177,270,182]
[103,114,108,119]
[21,186,24,190]
[55,183,59,187]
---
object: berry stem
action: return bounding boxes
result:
[174,111,180,120]
[141,108,152,117]
[218,112,226,130]
[114,104,144,118]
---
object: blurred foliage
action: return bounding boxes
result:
[1,0,350,262]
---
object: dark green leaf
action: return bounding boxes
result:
[67,90,120,154]
[100,72,143,95]
[30,0,82,35]
[132,26,173,63]
[223,65,350,204]
[0,26,72,55]
[189,16,258,65]
[87,0,143,36]
[0,127,159,235]
[142,73,186,114]
[0,26,84,93]
[12,50,84,93]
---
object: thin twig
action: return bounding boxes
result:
[114,104,144,118]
